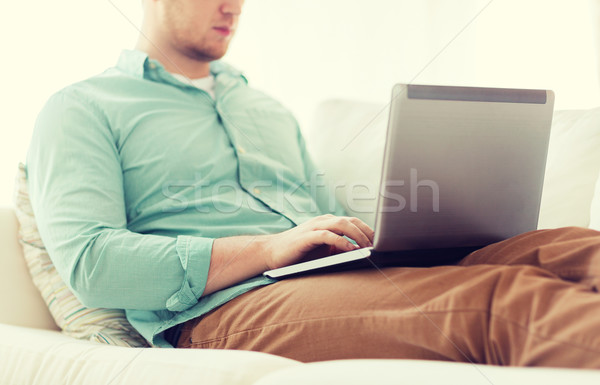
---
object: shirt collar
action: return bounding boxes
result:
[116,49,247,83]
[116,49,148,78]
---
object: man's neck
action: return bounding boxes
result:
[135,38,211,79]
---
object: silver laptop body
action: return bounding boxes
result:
[264,84,555,279]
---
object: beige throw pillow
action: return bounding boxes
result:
[14,163,149,347]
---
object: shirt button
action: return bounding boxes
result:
[238,146,246,154]
[253,188,261,195]
[149,62,157,69]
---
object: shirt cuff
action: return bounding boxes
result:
[166,235,214,312]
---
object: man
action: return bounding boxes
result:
[27,0,600,367]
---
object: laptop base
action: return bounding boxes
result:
[263,246,480,279]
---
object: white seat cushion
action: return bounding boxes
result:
[0,323,300,385]
[254,359,600,385]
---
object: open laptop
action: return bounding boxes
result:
[264,84,555,279]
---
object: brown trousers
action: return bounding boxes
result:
[177,227,600,368]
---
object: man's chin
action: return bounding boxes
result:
[188,46,229,63]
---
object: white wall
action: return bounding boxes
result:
[1,0,142,206]
[472,0,600,108]
[1,0,598,206]
[226,0,482,129]
[226,0,600,126]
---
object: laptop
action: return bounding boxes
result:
[264,84,555,279]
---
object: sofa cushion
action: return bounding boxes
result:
[308,101,600,230]
[0,323,299,385]
[590,169,600,231]
[538,108,600,229]
[253,359,600,385]
[13,163,148,347]
[308,99,388,228]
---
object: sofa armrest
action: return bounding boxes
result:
[0,207,58,330]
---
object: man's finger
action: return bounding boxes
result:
[346,217,375,244]
[319,217,372,248]
[310,230,359,252]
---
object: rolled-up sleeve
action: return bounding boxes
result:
[166,235,213,312]
[27,89,212,312]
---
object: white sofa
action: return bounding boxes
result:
[2,100,600,384]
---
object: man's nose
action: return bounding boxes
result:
[220,0,243,16]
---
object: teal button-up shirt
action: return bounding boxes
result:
[26,50,344,347]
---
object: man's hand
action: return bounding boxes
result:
[204,215,374,296]
[262,214,375,270]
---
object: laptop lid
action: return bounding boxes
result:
[372,84,555,252]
